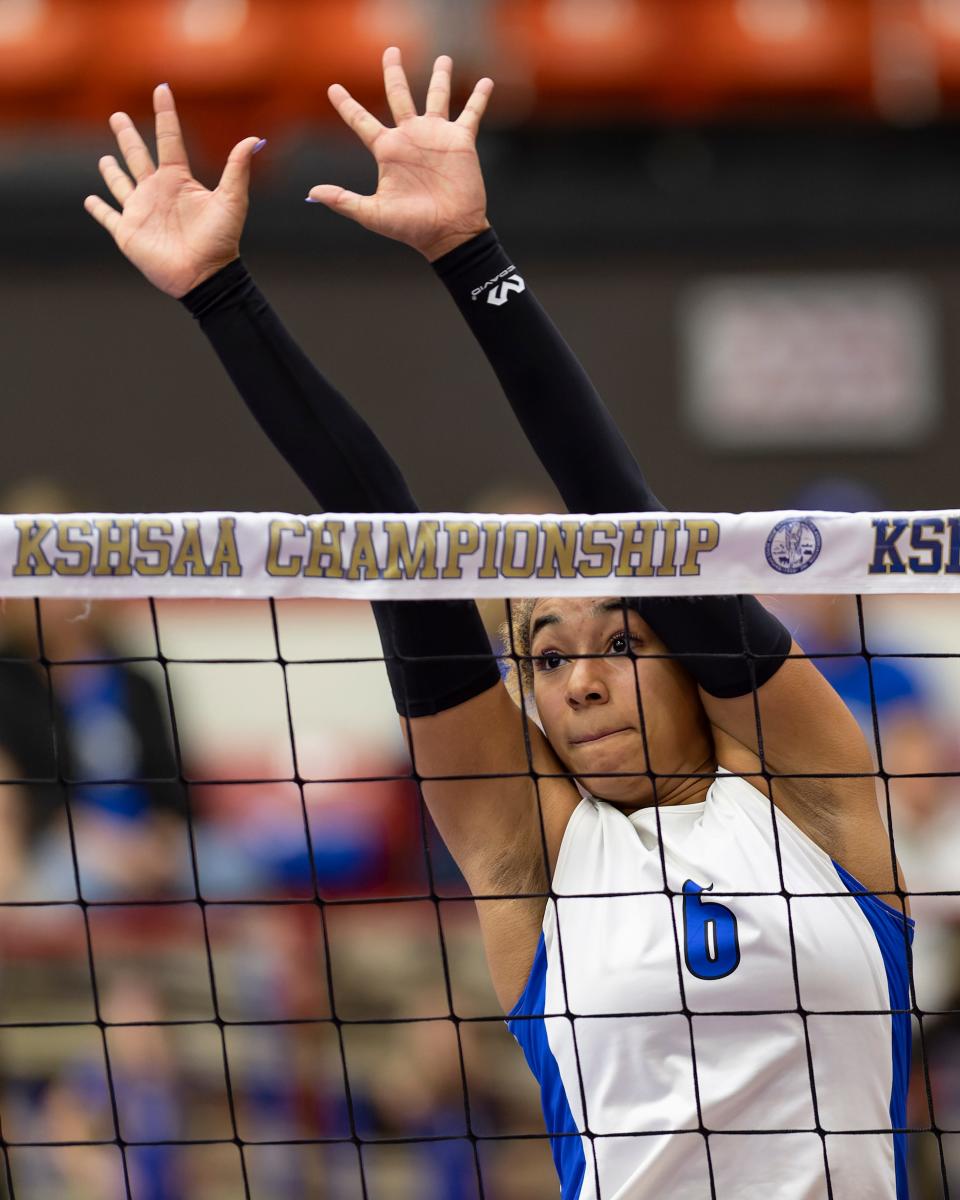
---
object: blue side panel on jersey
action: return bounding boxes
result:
[834,861,915,1200]
[507,935,586,1200]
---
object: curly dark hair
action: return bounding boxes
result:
[499,597,537,708]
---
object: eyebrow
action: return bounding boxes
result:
[530,611,560,640]
[530,599,635,641]
[596,599,634,617]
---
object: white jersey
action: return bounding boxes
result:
[507,772,912,1200]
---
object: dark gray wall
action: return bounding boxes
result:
[7,118,960,514]
[3,240,958,515]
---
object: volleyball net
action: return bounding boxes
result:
[0,509,957,1199]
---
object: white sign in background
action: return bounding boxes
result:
[1,510,958,599]
[682,276,939,450]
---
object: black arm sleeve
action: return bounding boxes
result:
[433,231,791,698]
[182,260,499,718]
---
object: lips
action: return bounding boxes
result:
[570,727,630,746]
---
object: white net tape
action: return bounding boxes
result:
[3,510,957,598]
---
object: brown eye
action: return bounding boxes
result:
[609,632,631,655]
[536,651,564,672]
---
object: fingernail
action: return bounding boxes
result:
[158,82,170,89]
[253,138,267,154]
[305,196,320,203]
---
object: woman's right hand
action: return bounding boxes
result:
[84,83,264,298]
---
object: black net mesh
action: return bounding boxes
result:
[0,591,955,1199]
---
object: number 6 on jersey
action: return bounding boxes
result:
[682,879,741,980]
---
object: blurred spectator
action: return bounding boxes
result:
[34,1077,119,1199]
[369,988,493,1200]
[0,481,188,902]
[32,976,182,1200]
[192,770,426,902]
[0,594,188,901]
[909,965,960,1197]
[785,591,942,791]
[0,745,29,902]
[107,976,183,1200]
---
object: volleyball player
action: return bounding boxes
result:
[85,56,913,1199]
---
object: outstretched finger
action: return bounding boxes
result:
[154,82,191,169]
[83,194,121,239]
[456,77,494,135]
[217,136,266,204]
[306,184,376,229]
[98,155,134,207]
[382,45,417,124]
[327,84,386,150]
[109,111,156,181]
[424,55,453,119]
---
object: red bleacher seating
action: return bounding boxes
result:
[82,0,288,161]
[287,0,431,120]
[492,0,671,118]
[0,0,93,122]
[907,0,960,110]
[669,0,874,117]
[4,0,960,135]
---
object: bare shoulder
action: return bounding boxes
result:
[707,648,896,896]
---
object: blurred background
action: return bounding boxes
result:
[3,0,960,1196]
[4,0,960,513]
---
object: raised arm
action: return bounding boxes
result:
[83,82,582,1008]
[83,87,493,704]
[310,51,892,893]
[307,52,792,701]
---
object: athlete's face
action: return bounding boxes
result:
[529,597,713,807]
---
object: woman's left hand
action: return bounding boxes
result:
[307,47,494,261]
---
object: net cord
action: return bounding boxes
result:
[740,597,835,1198]
[266,595,371,1200]
[509,597,610,1200]
[396,656,488,1200]
[148,597,255,1199]
[855,595,948,1194]
[612,598,720,1198]
[36,596,134,1199]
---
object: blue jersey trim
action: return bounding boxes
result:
[833,861,914,1200]
[507,934,586,1200]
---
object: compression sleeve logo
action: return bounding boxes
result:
[471,265,526,306]
[487,274,526,306]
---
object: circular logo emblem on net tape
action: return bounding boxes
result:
[765,517,822,575]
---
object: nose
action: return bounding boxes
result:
[566,656,609,708]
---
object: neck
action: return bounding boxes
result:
[656,755,717,807]
[612,754,717,815]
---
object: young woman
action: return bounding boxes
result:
[85,53,912,1200]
